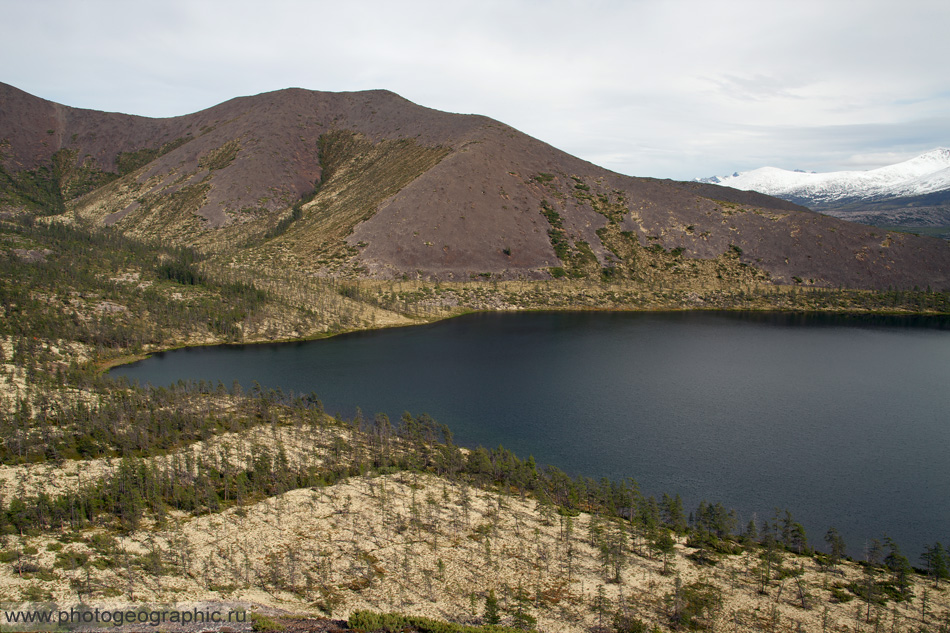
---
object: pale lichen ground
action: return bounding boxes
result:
[0,470,945,632]
[0,422,348,506]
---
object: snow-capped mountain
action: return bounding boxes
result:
[700,148,950,208]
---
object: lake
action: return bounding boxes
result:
[111,311,950,559]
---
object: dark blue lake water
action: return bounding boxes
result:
[111,311,950,559]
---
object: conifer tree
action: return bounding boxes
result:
[651,529,676,575]
[483,589,500,625]
[741,516,758,544]
[921,542,948,588]
[511,585,537,630]
[863,538,883,623]
[883,536,913,598]
[661,493,687,533]
[824,527,846,571]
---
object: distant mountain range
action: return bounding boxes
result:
[699,149,950,231]
[2,81,950,290]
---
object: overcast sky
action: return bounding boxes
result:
[4,0,949,179]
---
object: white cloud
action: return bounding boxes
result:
[3,0,949,179]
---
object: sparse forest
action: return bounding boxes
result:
[0,209,948,632]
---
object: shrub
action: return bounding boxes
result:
[829,584,853,603]
[250,612,285,632]
[348,609,528,633]
[668,580,723,630]
[613,612,650,633]
[54,550,90,570]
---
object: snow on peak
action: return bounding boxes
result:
[701,148,950,205]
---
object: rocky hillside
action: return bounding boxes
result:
[2,82,950,290]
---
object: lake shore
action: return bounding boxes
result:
[97,277,950,375]
[106,309,950,560]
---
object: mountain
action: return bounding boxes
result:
[700,150,950,232]
[700,149,950,205]
[3,81,950,291]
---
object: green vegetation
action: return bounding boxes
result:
[0,158,68,215]
[198,139,241,171]
[0,138,194,217]
[538,200,600,279]
[350,610,528,632]
[539,200,568,259]
[667,579,723,630]
[250,612,286,632]
[237,130,451,272]
[0,216,276,350]
[116,137,192,176]
[263,194,307,240]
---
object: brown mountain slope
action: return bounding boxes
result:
[2,81,949,290]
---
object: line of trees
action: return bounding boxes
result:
[5,376,946,603]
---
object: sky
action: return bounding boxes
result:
[3,0,950,180]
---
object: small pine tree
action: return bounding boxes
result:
[742,517,758,544]
[921,542,948,588]
[651,529,676,575]
[511,586,537,630]
[883,536,913,598]
[484,589,500,625]
[824,527,846,570]
[593,584,609,629]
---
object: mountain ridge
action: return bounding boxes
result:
[3,82,950,291]
[699,150,950,236]
[699,149,950,206]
